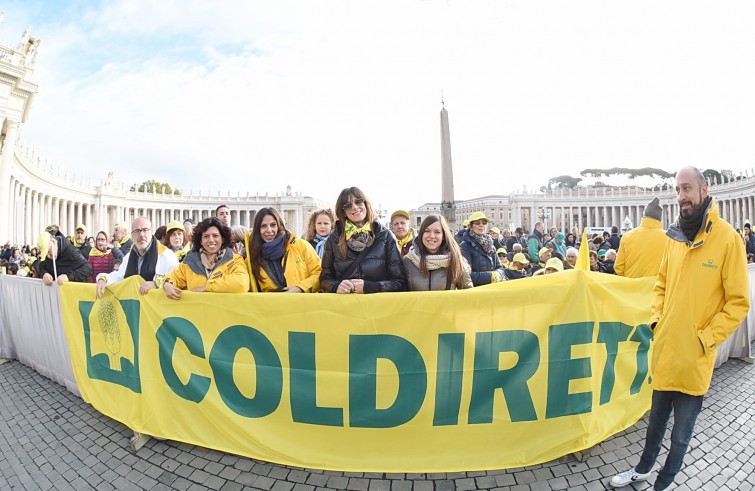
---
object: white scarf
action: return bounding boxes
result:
[408,245,450,271]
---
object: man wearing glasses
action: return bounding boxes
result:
[96,217,179,297]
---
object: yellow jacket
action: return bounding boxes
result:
[614,217,668,278]
[165,249,249,293]
[248,233,322,293]
[649,199,749,395]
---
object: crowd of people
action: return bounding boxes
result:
[1,166,752,491]
[2,186,754,292]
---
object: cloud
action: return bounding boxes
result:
[13,1,755,216]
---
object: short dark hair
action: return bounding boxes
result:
[515,227,524,234]
[611,226,618,234]
[215,204,230,215]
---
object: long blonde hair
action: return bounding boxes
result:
[305,209,335,241]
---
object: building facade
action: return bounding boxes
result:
[413,178,755,234]
[0,32,328,245]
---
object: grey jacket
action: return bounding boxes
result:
[402,255,473,291]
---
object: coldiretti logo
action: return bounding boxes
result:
[78,297,141,393]
[702,259,718,269]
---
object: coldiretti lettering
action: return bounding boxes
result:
[155,318,652,428]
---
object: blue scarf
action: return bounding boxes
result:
[261,232,289,289]
[312,234,328,258]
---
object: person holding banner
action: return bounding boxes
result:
[403,214,472,291]
[36,226,93,285]
[96,217,179,297]
[163,217,249,297]
[320,187,405,294]
[247,207,322,293]
[609,166,749,490]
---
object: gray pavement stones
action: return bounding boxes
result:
[1,346,754,490]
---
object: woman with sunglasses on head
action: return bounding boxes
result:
[246,207,321,292]
[163,217,250,299]
[459,211,506,286]
[320,187,406,294]
[403,214,472,291]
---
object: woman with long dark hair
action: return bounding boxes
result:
[163,217,249,298]
[246,207,321,292]
[403,215,472,291]
[319,187,405,294]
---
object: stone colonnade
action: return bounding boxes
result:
[3,148,318,246]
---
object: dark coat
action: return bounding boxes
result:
[505,235,527,253]
[71,240,92,258]
[319,220,406,293]
[606,233,621,251]
[503,268,529,281]
[38,234,92,282]
[460,230,504,286]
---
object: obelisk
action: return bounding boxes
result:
[440,99,456,226]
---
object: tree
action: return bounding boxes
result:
[548,175,582,189]
[130,180,182,195]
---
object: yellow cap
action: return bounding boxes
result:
[468,211,490,223]
[545,257,563,272]
[166,220,184,234]
[37,231,52,259]
[513,252,529,264]
[390,210,410,221]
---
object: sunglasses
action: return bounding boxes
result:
[342,198,365,211]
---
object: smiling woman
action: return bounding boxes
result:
[319,187,406,294]
[163,217,250,298]
[246,207,322,293]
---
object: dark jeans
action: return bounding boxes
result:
[636,390,704,490]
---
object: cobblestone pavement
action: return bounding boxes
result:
[1,352,753,491]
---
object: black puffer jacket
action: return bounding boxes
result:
[38,233,92,282]
[320,220,406,293]
[459,230,505,286]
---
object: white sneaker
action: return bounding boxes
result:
[609,469,652,488]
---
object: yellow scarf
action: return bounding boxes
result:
[70,235,86,247]
[114,235,131,248]
[88,247,111,257]
[345,221,372,240]
[175,244,190,261]
[396,228,415,250]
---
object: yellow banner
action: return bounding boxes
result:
[60,271,655,472]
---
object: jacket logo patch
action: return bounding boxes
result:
[702,259,718,270]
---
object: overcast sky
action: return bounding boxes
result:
[3,1,755,214]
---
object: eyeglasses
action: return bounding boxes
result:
[132,228,151,235]
[470,220,486,226]
[342,198,365,211]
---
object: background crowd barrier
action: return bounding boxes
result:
[0,267,752,471]
[0,274,80,395]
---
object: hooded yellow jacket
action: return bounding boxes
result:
[649,198,749,395]
[614,217,668,278]
[165,249,249,293]
[246,233,322,292]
